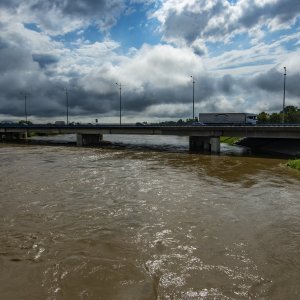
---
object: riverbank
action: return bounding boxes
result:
[220,136,240,145]
[236,138,300,157]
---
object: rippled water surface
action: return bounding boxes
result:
[0,136,300,299]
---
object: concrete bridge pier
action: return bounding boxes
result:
[0,132,27,141]
[189,136,220,154]
[76,133,103,147]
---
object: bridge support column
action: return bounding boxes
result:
[189,136,220,154]
[210,137,220,154]
[190,136,208,151]
[0,132,27,141]
[76,133,103,147]
[20,132,28,140]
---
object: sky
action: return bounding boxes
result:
[0,0,300,123]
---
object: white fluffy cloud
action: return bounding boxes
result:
[0,0,125,35]
[153,0,300,46]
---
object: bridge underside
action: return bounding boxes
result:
[76,133,103,147]
[76,134,221,153]
[189,136,220,153]
[0,132,27,141]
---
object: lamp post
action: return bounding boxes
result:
[190,76,195,120]
[20,92,28,123]
[282,67,287,124]
[116,82,122,125]
[65,87,69,125]
[24,93,27,123]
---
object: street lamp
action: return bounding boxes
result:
[20,92,28,123]
[24,94,27,123]
[65,87,69,125]
[282,67,287,124]
[115,82,122,125]
[190,76,195,120]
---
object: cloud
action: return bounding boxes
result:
[0,0,300,122]
[153,0,300,47]
[0,0,125,35]
[32,54,59,68]
[1,22,300,121]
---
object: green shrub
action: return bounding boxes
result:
[220,137,240,145]
[287,159,300,171]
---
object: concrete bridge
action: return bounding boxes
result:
[1,124,300,153]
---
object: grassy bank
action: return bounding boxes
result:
[220,137,240,145]
[287,159,300,171]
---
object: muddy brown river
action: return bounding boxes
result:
[0,135,300,299]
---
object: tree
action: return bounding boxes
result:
[19,120,33,125]
[280,106,300,123]
[257,112,269,123]
[283,105,298,113]
[285,110,300,123]
[269,113,281,123]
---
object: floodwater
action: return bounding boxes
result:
[0,135,300,299]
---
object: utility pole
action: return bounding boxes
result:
[190,76,195,120]
[116,83,122,125]
[282,67,287,124]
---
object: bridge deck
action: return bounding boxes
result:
[1,124,300,139]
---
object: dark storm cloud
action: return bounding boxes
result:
[252,68,300,97]
[1,61,299,119]
[0,0,124,17]
[0,0,125,34]
[0,0,19,9]
[160,0,227,44]
[32,54,59,68]
[29,0,124,32]
[218,74,237,94]
[62,0,123,17]
[0,39,36,72]
[163,10,209,44]
[252,68,283,93]
[239,0,300,28]
[123,88,186,111]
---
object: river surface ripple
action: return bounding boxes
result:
[0,136,300,299]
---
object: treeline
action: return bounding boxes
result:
[257,105,300,123]
[158,118,195,125]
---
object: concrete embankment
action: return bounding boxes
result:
[237,138,300,157]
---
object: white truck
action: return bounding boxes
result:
[198,113,257,125]
[54,121,66,125]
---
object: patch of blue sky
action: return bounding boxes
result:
[282,38,300,51]
[227,0,238,5]
[206,33,252,57]
[49,3,162,52]
[51,26,104,48]
[24,23,41,32]
[217,59,276,70]
[262,19,300,51]
[110,2,162,51]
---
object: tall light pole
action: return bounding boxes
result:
[116,83,122,125]
[282,67,287,124]
[190,76,195,120]
[24,93,27,123]
[20,92,28,123]
[65,87,69,125]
